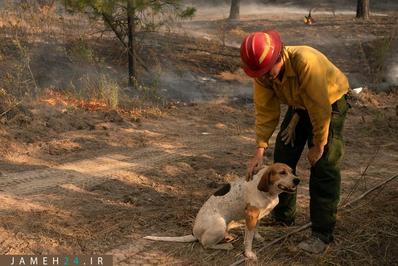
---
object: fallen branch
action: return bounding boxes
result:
[339,146,380,207]
[230,223,311,266]
[229,174,398,266]
[340,174,398,209]
[14,35,40,96]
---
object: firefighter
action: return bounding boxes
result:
[241,30,349,254]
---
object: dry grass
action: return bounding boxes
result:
[326,185,397,265]
[39,89,165,120]
[0,91,397,265]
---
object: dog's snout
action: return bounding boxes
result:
[293,178,300,186]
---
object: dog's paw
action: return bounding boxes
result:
[254,232,264,242]
[224,233,238,243]
[244,250,257,260]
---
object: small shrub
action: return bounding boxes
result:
[98,75,119,109]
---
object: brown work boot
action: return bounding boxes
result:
[298,235,328,254]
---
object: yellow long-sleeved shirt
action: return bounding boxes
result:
[254,45,349,149]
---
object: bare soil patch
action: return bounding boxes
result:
[1,89,397,265]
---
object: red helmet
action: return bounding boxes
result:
[240,30,282,78]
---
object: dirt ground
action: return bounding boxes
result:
[0,5,397,266]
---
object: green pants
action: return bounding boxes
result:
[272,95,348,243]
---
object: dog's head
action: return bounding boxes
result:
[257,163,300,193]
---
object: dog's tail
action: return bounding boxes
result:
[144,234,197,242]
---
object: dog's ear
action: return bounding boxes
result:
[257,168,275,192]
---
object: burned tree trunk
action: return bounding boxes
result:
[229,0,240,20]
[356,0,370,19]
[127,0,136,88]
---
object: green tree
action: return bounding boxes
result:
[66,0,195,87]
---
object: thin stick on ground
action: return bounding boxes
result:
[229,174,398,266]
[0,100,23,118]
[14,35,40,96]
[340,174,398,209]
[339,145,380,207]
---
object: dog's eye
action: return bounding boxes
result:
[279,170,287,175]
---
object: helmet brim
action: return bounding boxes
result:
[242,65,269,78]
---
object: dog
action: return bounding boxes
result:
[304,6,336,25]
[304,12,315,25]
[144,163,300,260]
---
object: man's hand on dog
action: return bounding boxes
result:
[246,148,265,180]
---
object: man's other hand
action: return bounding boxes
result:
[281,113,300,147]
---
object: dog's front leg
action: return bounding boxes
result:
[244,204,260,260]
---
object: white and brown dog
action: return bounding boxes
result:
[144,163,299,260]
